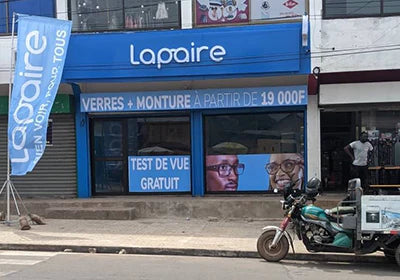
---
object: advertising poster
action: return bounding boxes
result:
[361,195,400,231]
[250,0,305,20]
[8,16,72,175]
[205,153,304,192]
[195,0,249,26]
[129,155,191,192]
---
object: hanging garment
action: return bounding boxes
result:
[125,15,134,28]
[156,2,169,19]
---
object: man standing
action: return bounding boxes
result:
[344,132,373,191]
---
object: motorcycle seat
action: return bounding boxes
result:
[325,206,356,223]
[325,206,356,216]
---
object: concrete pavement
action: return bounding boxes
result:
[0,217,386,264]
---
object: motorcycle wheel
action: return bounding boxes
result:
[395,244,400,267]
[384,249,396,263]
[257,230,289,262]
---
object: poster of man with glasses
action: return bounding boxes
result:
[205,153,304,192]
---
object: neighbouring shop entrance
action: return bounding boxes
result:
[321,109,400,192]
[90,114,191,195]
[321,112,354,191]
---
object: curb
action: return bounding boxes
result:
[0,243,386,264]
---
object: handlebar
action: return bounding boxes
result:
[282,193,311,210]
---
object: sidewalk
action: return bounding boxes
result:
[0,217,386,264]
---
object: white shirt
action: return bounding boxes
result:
[350,140,373,166]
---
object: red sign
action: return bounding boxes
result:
[283,0,298,9]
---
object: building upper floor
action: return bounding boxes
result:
[311,0,400,73]
[0,0,311,85]
[0,0,306,33]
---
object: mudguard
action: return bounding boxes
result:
[262,226,295,254]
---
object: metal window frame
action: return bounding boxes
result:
[67,0,182,33]
[322,0,400,19]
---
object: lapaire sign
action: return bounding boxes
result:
[8,15,72,176]
[130,43,226,69]
[63,23,309,80]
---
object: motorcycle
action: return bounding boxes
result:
[257,177,400,266]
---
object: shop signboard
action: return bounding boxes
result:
[250,0,305,21]
[128,155,191,192]
[63,23,309,81]
[80,86,307,113]
[361,195,400,232]
[205,153,304,192]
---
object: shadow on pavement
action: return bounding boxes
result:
[279,259,400,276]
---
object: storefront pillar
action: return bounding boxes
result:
[191,111,204,197]
[71,83,91,198]
[306,95,321,181]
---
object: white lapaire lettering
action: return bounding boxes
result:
[130,42,226,69]
[11,30,47,163]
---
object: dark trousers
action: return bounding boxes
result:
[351,164,369,191]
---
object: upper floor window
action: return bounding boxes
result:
[70,0,181,32]
[323,0,400,19]
[0,0,55,34]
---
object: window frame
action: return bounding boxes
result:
[68,0,182,33]
[322,0,400,19]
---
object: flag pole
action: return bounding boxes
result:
[6,12,17,224]
[1,13,31,229]
[1,13,45,229]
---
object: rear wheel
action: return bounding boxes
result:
[257,230,289,262]
[384,249,396,263]
[395,244,400,267]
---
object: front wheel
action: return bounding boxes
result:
[257,230,289,262]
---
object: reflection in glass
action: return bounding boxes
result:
[128,117,190,156]
[93,121,123,157]
[204,112,304,155]
[324,0,381,18]
[94,161,123,193]
[70,0,179,31]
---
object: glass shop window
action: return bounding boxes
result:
[70,0,180,32]
[127,116,191,193]
[204,112,305,193]
[127,116,190,156]
[323,0,400,19]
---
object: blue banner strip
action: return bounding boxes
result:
[81,85,307,113]
[8,15,72,175]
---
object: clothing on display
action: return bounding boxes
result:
[156,2,169,19]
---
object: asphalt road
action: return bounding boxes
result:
[0,251,399,280]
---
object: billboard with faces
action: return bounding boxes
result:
[195,0,250,25]
[205,153,304,192]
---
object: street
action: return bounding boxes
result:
[0,251,398,280]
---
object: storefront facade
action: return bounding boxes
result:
[309,0,400,193]
[318,76,400,192]
[63,23,311,197]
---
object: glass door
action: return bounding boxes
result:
[90,114,191,195]
[91,119,126,194]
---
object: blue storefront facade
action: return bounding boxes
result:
[62,23,310,198]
